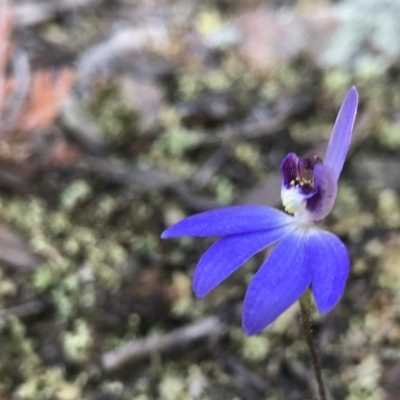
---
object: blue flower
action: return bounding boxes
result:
[161,87,358,335]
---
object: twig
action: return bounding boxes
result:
[0,300,45,321]
[192,91,314,146]
[0,223,40,270]
[60,95,106,155]
[2,51,31,132]
[13,0,102,27]
[173,183,221,211]
[218,350,268,400]
[0,0,12,120]
[82,156,181,192]
[74,157,221,211]
[101,315,228,371]
[286,360,334,400]
[191,148,230,190]
[193,116,285,146]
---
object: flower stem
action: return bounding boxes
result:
[299,291,327,400]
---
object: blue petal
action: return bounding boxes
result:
[307,229,350,313]
[242,231,311,335]
[324,87,358,180]
[161,206,293,238]
[193,224,298,297]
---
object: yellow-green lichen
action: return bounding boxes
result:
[63,319,93,363]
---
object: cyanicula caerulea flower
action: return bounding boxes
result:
[162,87,358,335]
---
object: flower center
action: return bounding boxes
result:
[280,153,322,214]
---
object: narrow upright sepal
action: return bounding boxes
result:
[324,87,358,179]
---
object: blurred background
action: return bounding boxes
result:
[0,0,400,399]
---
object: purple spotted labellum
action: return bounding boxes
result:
[161,87,358,335]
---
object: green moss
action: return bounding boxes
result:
[278,67,300,90]
[158,374,186,400]
[331,183,360,221]
[259,80,280,102]
[100,381,125,397]
[377,189,400,227]
[209,175,237,204]
[63,319,93,362]
[378,120,400,151]
[233,143,262,170]
[142,122,198,178]
[178,74,204,100]
[61,180,92,212]
[178,68,235,100]
[150,126,197,158]
[241,335,270,362]
[89,81,140,152]
[0,278,17,297]
[16,367,83,400]
[323,69,352,100]
[0,190,151,321]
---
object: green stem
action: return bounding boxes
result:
[299,291,327,400]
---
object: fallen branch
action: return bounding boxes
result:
[101,315,228,371]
